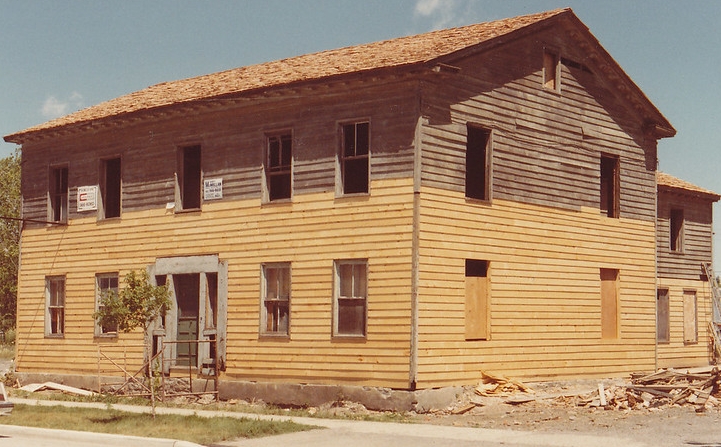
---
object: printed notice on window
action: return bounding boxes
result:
[204,178,223,200]
[77,185,98,211]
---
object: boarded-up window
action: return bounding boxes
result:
[177,145,201,210]
[261,264,290,336]
[101,157,121,219]
[46,276,66,336]
[543,50,559,90]
[466,125,491,201]
[340,122,369,195]
[465,259,489,340]
[683,290,698,344]
[49,166,68,223]
[656,288,670,343]
[266,134,292,201]
[600,268,619,339]
[334,260,367,337]
[600,155,620,218]
[670,209,684,252]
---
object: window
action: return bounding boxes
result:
[466,125,491,201]
[600,268,619,339]
[46,276,66,336]
[683,290,698,344]
[261,264,290,336]
[656,288,670,343]
[334,260,367,337]
[340,122,369,194]
[266,134,292,201]
[600,155,619,218]
[96,273,119,335]
[177,145,201,210]
[543,50,560,91]
[101,158,121,219]
[49,166,68,223]
[670,209,684,252]
[465,259,489,340]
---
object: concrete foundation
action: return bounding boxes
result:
[15,372,463,412]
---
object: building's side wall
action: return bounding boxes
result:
[414,28,659,387]
[656,189,715,367]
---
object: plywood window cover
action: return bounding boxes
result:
[465,259,490,341]
[656,288,670,343]
[600,268,619,340]
[683,289,698,344]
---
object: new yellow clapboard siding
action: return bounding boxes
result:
[415,185,657,387]
[656,278,714,369]
[16,178,415,388]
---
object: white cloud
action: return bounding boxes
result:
[41,91,84,119]
[414,0,462,29]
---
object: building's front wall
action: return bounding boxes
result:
[414,27,659,387]
[17,78,419,389]
[656,188,715,368]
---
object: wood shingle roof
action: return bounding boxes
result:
[4,7,673,143]
[657,171,720,201]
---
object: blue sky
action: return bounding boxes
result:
[2,0,721,258]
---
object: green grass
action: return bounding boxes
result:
[0,404,316,445]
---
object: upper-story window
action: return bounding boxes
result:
[339,122,370,195]
[600,154,619,218]
[49,166,68,223]
[177,145,202,210]
[670,208,684,252]
[543,49,560,91]
[466,125,492,201]
[265,134,292,201]
[100,157,121,219]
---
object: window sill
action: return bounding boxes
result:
[465,196,491,206]
[44,334,65,339]
[261,199,292,207]
[174,208,202,215]
[259,334,290,342]
[94,333,118,340]
[331,334,367,343]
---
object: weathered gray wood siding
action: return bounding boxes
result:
[20,77,419,225]
[419,29,656,221]
[657,189,714,281]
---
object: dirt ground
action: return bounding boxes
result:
[405,378,721,446]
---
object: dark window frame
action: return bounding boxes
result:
[100,157,122,219]
[261,263,291,337]
[670,208,684,253]
[333,259,368,338]
[339,122,370,195]
[465,125,492,201]
[265,134,293,202]
[600,154,620,218]
[49,165,69,223]
[177,145,202,211]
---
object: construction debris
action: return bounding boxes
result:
[19,382,95,396]
[573,367,721,413]
[475,372,535,397]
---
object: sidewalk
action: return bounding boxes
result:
[9,398,649,447]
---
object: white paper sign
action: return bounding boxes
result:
[77,185,98,212]
[203,178,223,200]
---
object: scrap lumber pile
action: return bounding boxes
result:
[576,368,721,412]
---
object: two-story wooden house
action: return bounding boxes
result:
[5,8,715,406]
[656,172,720,369]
